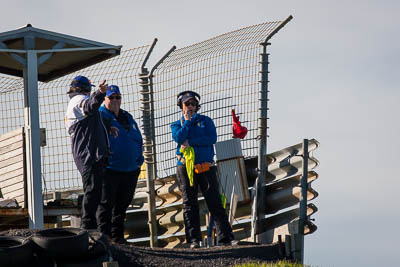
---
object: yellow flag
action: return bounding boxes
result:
[180,146,195,187]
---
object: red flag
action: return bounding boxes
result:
[232,109,248,139]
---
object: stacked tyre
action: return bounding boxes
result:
[32,228,109,267]
[0,236,34,266]
[0,228,109,267]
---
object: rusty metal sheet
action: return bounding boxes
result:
[0,207,27,216]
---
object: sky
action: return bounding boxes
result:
[2,0,399,266]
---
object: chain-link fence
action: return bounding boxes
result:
[0,44,152,192]
[0,17,291,194]
[150,19,288,179]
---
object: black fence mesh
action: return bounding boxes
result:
[0,44,151,191]
[151,20,284,178]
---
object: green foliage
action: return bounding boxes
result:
[234,260,306,267]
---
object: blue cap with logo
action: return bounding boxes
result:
[181,91,198,103]
[106,85,121,97]
[71,75,95,89]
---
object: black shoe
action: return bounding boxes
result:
[190,241,200,248]
[111,237,128,244]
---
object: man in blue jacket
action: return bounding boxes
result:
[171,91,233,248]
[65,75,109,230]
[97,85,144,244]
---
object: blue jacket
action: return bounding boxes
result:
[171,113,217,165]
[65,90,109,174]
[99,106,144,172]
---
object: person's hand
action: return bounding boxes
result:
[183,109,193,121]
[181,139,189,149]
[99,80,108,94]
[110,126,119,138]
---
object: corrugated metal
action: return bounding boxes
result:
[264,171,318,214]
[215,139,249,203]
[265,186,318,214]
[215,139,243,160]
[260,204,318,243]
[260,203,317,234]
[266,139,319,164]
[217,158,249,203]
[0,128,26,208]
[266,155,319,183]
[265,171,318,192]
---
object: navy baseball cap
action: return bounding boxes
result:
[106,85,121,97]
[181,91,198,103]
[70,75,95,89]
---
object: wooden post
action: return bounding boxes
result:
[228,191,238,226]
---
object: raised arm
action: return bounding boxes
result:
[171,119,192,145]
[83,80,108,115]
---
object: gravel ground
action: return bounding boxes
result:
[1,229,285,267]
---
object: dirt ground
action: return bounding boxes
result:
[1,229,285,267]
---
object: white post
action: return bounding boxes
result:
[24,50,44,229]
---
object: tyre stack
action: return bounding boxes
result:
[0,236,34,266]
[0,228,110,267]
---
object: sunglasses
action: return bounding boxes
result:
[184,101,197,107]
[108,95,121,100]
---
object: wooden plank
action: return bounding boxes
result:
[0,161,24,175]
[228,193,239,226]
[1,188,25,207]
[0,134,24,150]
[0,167,24,181]
[0,174,24,188]
[0,154,24,169]
[0,141,23,156]
[0,128,23,143]
[1,182,24,195]
[2,188,24,200]
[0,147,23,162]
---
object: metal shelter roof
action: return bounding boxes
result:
[0,24,121,82]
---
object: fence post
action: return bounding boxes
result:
[139,41,176,247]
[139,68,158,247]
[251,42,270,243]
[297,138,309,263]
[139,39,158,247]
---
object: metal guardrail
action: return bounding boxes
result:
[124,139,319,248]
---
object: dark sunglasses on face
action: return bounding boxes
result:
[184,101,197,107]
[108,95,121,100]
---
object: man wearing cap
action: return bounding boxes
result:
[65,75,109,230]
[171,91,234,248]
[97,85,144,244]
